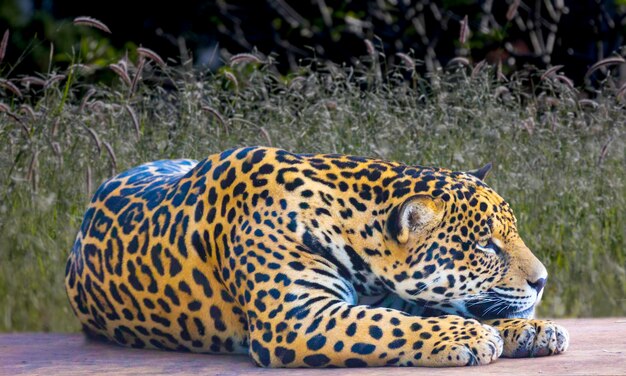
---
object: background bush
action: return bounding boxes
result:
[0,49,624,330]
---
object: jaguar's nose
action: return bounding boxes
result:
[527,277,547,294]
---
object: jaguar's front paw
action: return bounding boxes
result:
[424,319,503,367]
[495,319,569,358]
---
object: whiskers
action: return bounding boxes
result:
[401,283,533,319]
[439,291,492,305]
[482,299,515,317]
[438,290,533,318]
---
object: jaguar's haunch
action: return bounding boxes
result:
[64,146,569,367]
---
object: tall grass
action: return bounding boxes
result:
[0,44,624,331]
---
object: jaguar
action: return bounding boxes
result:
[64,146,569,367]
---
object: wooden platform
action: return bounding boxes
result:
[1,318,624,375]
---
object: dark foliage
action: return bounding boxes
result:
[1,1,624,83]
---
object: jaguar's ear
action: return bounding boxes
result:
[393,195,444,244]
[467,162,493,181]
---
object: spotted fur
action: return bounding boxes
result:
[64,146,568,367]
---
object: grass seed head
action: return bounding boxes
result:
[0,79,22,97]
[85,165,92,195]
[137,47,166,67]
[124,104,141,137]
[395,53,415,70]
[19,104,36,119]
[83,126,102,154]
[459,15,469,44]
[578,99,599,110]
[540,65,564,81]
[102,141,117,175]
[229,53,263,66]
[222,71,239,90]
[130,57,145,96]
[51,142,62,157]
[109,63,132,86]
[201,105,227,129]
[45,74,66,88]
[364,39,376,57]
[20,76,46,87]
[0,29,9,63]
[73,16,112,34]
[585,56,626,80]
[471,60,487,78]
[447,57,470,67]
[79,89,96,112]
[597,137,614,166]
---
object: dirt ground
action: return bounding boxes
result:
[1,318,624,375]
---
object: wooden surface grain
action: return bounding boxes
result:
[1,318,625,375]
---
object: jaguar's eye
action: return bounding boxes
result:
[476,239,499,255]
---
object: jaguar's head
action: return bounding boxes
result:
[377,163,547,319]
